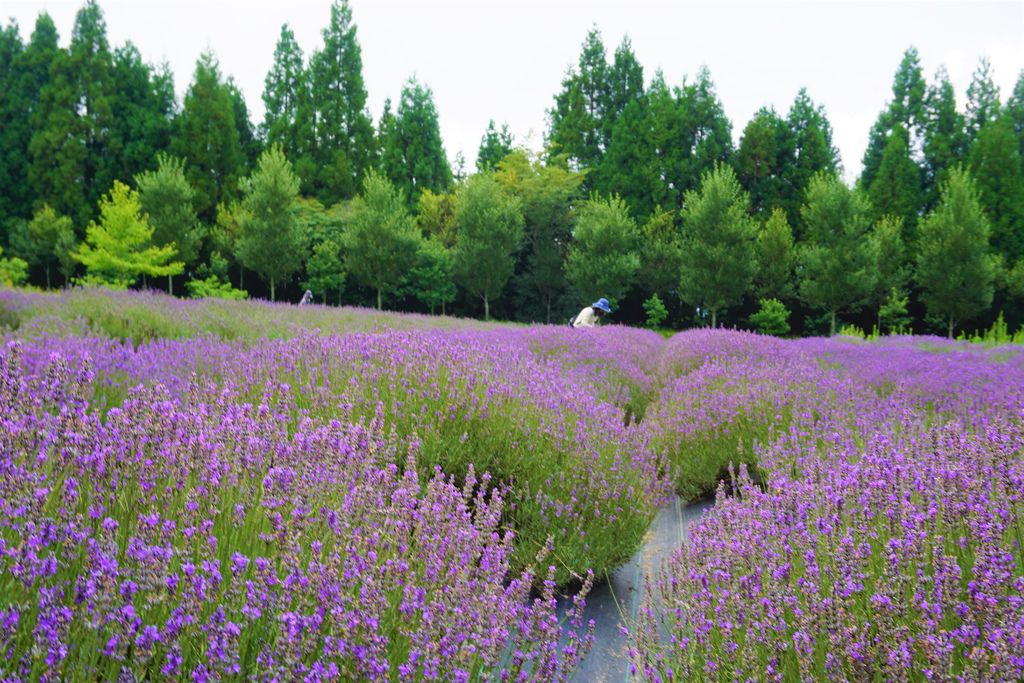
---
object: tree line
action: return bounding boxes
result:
[1,0,1023,336]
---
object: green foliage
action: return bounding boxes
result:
[402,237,456,314]
[734,107,794,216]
[750,298,791,337]
[261,24,313,180]
[957,311,1024,345]
[496,150,582,322]
[916,167,997,338]
[303,239,346,305]
[72,180,183,288]
[171,52,244,222]
[476,120,513,171]
[186,274,248,300]
[638,207,683,301]
[642,293,668,329]
[19,205,75,288]
[416,189,457,247]
[879,287,911,334]
[565,194,639,308]
[798,173,877,335]
[345,171,421,310]
[867,125,922,235]
[136,154,202,293]
[870,215,910,322]
[754,208,795,301]
[922,67,967,211]
[678,165,758,327]
[968,114,1024,264]
[784,89,840,229]
[0,245,28,286]
[380,79,452,206]
[235,145,304,301]
[309,0,375,202]
[452,172,524,319]
[965,57,1001,145]
[547,27,610,171]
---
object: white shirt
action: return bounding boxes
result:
[572,306,600,328]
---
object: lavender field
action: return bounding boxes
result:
[1,289,1023,681]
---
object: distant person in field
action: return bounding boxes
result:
[570,298,612,328]
[299,290,314,306]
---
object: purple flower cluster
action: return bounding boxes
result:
[634,333,1024,681]
[0,341,596,680]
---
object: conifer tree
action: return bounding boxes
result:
[867,124,923,240]
[476,120,514,171]
[565,195,639,309]
[869,214,910,331]
[0,21,28,233]
[344,171,421,310]
[678,165,758,328]
[785,89,840,232]
[922,67,967,211]
[136,154,202,293]
[797,173,877,335]
[379,78,452,205]
[171,52,244,223]
[309,0,376,202]
[452,172,523,319]
[734,107,795,216]
[965,57,1001,146]
[72,180,183,287]
[547,28,609,171]
[235,146,304,301]
[754,208,796,302]
[916,167,997,337]
[968,115,1024,264]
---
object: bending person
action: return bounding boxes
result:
[571,297,612,328]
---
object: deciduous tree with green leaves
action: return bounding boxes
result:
[303,239,345,305]
[916,167,997,338]
[402,237,456,315]
[869,214,910,331]
[797,173,877,335]
[678,165,758,328]
[452,172,523,319]
[235,146,304,301]
[344,171,421,310]
[136,154,202,294]
[72,180,183,288]
[21,205,74,288]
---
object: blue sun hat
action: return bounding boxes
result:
[592,298,612,313]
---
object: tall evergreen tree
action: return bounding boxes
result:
[108,44,175,185]
[784,89,840,231]
[861,48,927,191]
[916,167,997,337]
[797,173,877,335]
[261,24,315,189]
[171,52,244,223]
[968,115,1024,264]
[235,146,304,301]
[547,27,608,171]
[867,124,923,240]
[598,95,656,217]
[135,154,202,293]
[0,22,28,239]
[868,214,910,331]
[678,165,759,328]
[734,107,795,216]
[602,37,644,149]
[637,207,683,302]
[922,67,967,211]
[379,78,452,205]
[309,0,376,202]
[1006,71,1024,165]
[227,78,261,170]
[965,57,1001,146]
[476,120,514,171]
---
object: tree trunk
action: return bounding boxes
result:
[711,309,717,328]
[44,266,51,290]
[377,288,382,310]
[270,277,275,302]
[483,295,490,321]
[168,274,173,296]
[948,317,954,339]
[441,301,446,316]
[830,310,837,336]
[546,297,551,325]
[239,268,244,290]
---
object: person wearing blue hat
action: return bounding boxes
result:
[570,297,612,328]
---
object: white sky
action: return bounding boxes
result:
[5,0,1024,182]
